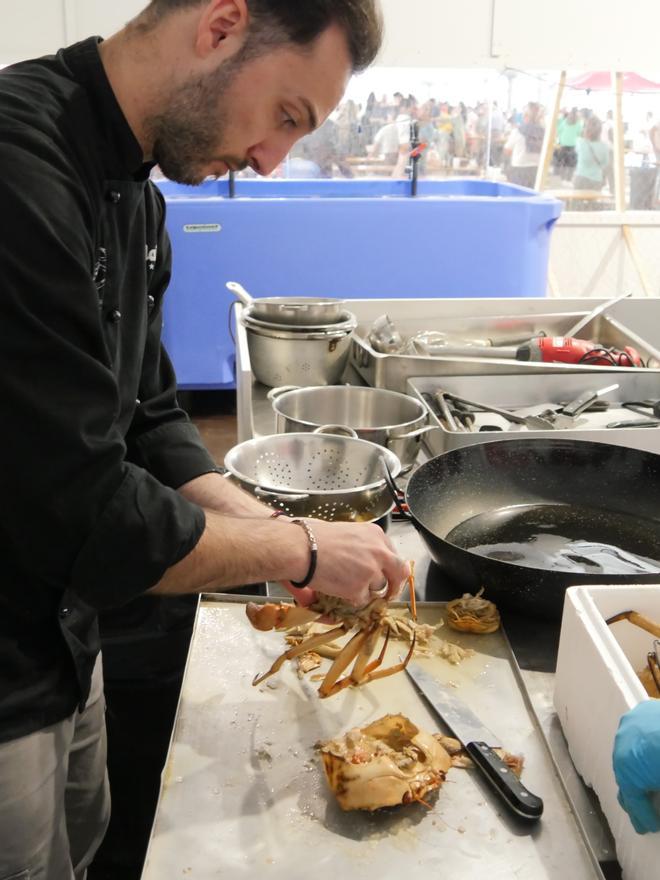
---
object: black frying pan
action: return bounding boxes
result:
[392,438,660,620]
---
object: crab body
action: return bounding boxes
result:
[319,714,452,811]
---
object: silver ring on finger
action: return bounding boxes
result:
[368,580,389,599]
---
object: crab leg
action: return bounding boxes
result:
[356,627,391,677]
[327,624,385,690]
[606,610,660,638]
[321,627,394,697]
[321,631,417,698]
[408,561,417,621]
[358,633,417,685]
[318,628,374,697]
[252,624,348,686]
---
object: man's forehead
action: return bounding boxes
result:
[281,31,351,128]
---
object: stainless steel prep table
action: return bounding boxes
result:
[142,598,603,879]
[144,297,660,878]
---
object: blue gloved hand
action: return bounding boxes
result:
[613,700,660,834]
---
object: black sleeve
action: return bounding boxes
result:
[125,185,218,489]
[0,137,205,610]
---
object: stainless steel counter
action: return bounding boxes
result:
[142,597,605,879]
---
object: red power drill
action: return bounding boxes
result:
[514,336,644,368]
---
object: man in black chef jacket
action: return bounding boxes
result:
[0,3,408,879]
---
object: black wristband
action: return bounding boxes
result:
[289,519,318,589]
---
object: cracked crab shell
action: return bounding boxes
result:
[319,714,452,811]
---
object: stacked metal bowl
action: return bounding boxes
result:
[235,288,357,387]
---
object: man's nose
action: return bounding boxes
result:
[248,134,301,177]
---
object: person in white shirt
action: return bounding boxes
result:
[371,115,401,164]
[503,102,544,189]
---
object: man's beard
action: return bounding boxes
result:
[145,58,245,185]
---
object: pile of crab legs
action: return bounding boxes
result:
[606,609,660,694]
[246,566,419,699]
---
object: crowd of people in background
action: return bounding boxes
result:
[286,91,660,206]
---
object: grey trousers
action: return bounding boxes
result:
[0,658,110,880]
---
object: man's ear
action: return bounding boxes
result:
[195,0,249,58]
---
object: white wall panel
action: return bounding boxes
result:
[490,0,660,70]
[73,0,144,41]
[3,0,660,70]
[550,215,660,298]
[376,0,660,70]
[378,0,495,68]
[0,0,66,63]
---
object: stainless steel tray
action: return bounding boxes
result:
[351,312,660,392]
[407,372,660,458]
[142,597,603,879]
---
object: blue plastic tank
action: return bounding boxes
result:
[157,178,561,389]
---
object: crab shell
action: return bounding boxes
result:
[319,714,452,811]
[446,592,501,634]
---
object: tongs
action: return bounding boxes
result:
[441,392,557,430]
[607,399,660,429]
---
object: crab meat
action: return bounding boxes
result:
[446,588,501,634]
[319,714,452,811]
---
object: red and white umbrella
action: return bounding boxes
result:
[567,72,660,93]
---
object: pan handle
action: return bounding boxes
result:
[380,455,411,519]
[313,425,359,438]
[225,281,253,307]
[267,385,301,400]
[389,424,438,443]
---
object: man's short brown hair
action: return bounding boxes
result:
[142,0,383,72]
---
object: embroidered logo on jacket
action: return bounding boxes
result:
[93,247,107,292]
[146,245,158,272]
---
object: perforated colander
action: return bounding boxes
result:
[224,431,402,522]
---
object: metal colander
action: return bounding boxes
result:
[224,432,402,522]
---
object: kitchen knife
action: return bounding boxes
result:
[560,383,619,418]
[405,662,544,821]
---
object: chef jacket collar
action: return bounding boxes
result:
[60,36,155,182]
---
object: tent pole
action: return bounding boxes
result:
[612,71,626,211]
[611,71,651,295]
[535,71,566,192]
[622,225,652,296]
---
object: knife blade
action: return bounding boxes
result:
[405,662,544,821]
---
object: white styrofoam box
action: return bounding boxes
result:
[554,585,660,880]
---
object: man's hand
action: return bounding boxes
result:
[281,519,410,609]
[613,700,660,834]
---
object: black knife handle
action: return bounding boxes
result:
[465,741,544,821]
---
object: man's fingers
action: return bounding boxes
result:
[281,582,316,607]
[384,559,411,601]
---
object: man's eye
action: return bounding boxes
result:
[283,114,298,129]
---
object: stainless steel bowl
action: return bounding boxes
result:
[241,316,356,388]
[269,385,433,471]
[224,431,401,521]
[226,281,346,326]
[242,307,357,334]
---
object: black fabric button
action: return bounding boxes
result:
[108,309,122,323]
[107,190,121,204]
[59,607,71,618]
[147,295,155,312]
